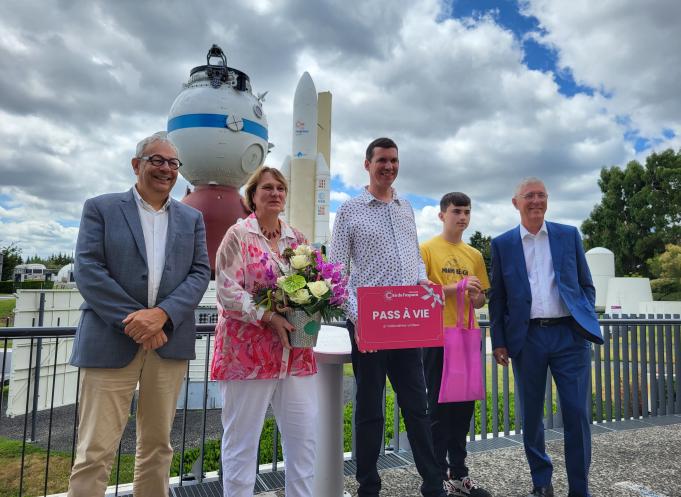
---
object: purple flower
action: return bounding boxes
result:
[329,282,348,306]
[264,266,277,286]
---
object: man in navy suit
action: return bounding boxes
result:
[489,177,603,497]
[67,132,211,497]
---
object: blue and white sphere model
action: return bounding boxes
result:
[167,45,269,188]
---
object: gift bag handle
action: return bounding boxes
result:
[456,277,476,329]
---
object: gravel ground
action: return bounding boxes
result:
[266,420,681,497]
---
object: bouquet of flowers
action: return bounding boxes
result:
[254,244,349,324]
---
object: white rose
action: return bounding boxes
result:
[290,254,311,269]
[276,276,287,288]
[307,280,329,299]
[294,245,313,256]
[289,288,312,305]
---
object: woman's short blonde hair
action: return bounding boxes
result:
[243,166,288,212]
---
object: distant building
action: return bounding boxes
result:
[13,263,50,283]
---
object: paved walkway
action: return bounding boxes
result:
[263,416,681,497]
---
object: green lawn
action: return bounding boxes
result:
[0,298,15,328]
[0,436,137,497]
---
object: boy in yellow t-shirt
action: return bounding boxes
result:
[420,192,491,497]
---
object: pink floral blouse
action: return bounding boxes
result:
[210,214,317,381]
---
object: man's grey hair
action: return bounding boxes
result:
[514,177,546,197]
[135,131,179,158]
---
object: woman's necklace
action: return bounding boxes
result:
[260,225,281,241]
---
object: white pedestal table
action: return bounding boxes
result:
[312,325,352,497]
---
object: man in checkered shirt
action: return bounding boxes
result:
[329,137,446,497]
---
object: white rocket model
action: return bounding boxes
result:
[281,72,331,245]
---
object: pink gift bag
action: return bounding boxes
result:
[438,277,485,403]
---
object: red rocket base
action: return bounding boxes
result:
[182,184,250,276]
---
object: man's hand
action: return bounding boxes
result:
[269,313,293,350]
[465,276,485,307]
[493,347,509,366]
[123,307,168,344]
[442,277,485,307]
[141,331,168,350]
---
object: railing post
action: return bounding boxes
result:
[613,322,621,421]
[622,320,631,419]
[480,327,488,439]
[30,291,46,442]
[656,315,666,414]
[594,337,603,423]
[664,314,674,415]
[630,320,639,419]
[674,315,681,415]
[603,322,612,422]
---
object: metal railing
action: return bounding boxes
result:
[1,315,679,496]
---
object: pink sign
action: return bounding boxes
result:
[356,284,444,351]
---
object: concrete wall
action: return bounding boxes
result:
[6,289,221,416]
[7,290,82,417]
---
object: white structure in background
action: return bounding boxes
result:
[585,247,681,316]
[280,72,331,245]
[5,288,223,417]
[54,263,76,288]
[13,263,49,282]
[604,277,654,315]
[6,290,83,417]
[585,247,615,312]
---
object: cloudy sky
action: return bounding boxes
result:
[1,0,680,258]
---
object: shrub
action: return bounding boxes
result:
[661,291,681,302]
[15,280,54,290]
[170,417,284,477]
[651,278,681,299]
[0,281,14,294]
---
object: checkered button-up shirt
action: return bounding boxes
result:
[329,187,426,322]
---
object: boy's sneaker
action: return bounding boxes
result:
[443,476,492,497]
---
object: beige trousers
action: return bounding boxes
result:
[67,348,187,497]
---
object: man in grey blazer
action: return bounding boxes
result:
[67,132,211,497]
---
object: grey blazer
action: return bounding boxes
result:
[70,188,211,368]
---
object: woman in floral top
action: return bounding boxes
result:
[212,166,317,497]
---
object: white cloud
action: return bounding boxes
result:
[0,0,677,257]
[330,191,351,202]
[522,0,681,141]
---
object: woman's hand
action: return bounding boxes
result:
[268,313,293,350]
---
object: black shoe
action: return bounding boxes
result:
[527,484,554,497]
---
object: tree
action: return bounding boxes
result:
[468,230,492,282]
[581,149,681,277]
[648,244,681,300]
[1,242,23,281]
[48,252,74,268]
[648,243,681,279]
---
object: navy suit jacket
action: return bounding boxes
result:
[489,221,603,358]
[70,188,211,368]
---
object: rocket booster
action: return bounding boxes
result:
[286,72,331,244]
[292,72,318,160]
[280,155,291,221]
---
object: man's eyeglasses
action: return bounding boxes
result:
[517,192,548,200]
[140,155,182,170]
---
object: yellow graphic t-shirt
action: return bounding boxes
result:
[420,235,490,327]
